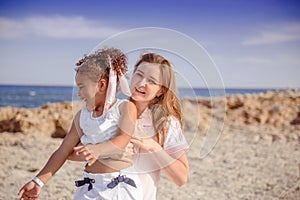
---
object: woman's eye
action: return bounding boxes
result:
[135,72,143,77]
[149,80,156,84]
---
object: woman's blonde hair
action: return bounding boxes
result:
[133,52,183,146]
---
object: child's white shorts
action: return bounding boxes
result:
[73,167,143,200]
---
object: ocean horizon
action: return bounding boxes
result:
[0,84,285,108]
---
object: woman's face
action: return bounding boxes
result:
[130,62,163,104]
[75,72,99,111]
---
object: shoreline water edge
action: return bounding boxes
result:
[0,84,283,108]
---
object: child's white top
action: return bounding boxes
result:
[80,99,125,145]
[134,108,189,200]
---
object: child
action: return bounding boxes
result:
[18,47,143,200]
[73,52,189,200]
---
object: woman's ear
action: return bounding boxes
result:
[97,78,108,92]
[156,87,164,98]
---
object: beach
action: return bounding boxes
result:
[1,89,299,199]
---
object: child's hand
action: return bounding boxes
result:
[18,180,41,200]
[73,145,97,166]
[67,150,87,161]
[67,142,86,161]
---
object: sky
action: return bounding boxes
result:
[0,0,300,89]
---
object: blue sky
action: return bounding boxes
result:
[0,0,300,88]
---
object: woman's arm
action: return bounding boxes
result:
[130,137,189,187]
[155,150,189,187]
[18,112,81,199]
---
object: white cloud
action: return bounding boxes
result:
[0,16,123,39]
[242,23,300,45]
[235,57,277,65]
[235,54,300,66]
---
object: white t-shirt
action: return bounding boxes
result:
[133,108,189,200]
[79,99,125,145]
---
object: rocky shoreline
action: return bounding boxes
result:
[1,88,299,138]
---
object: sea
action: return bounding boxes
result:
[0,85,271,108]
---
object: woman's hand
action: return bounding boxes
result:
[124,142,134,157]
[130,137,162,153]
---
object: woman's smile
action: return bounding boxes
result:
[135,87,146,95]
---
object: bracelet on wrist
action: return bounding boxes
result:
[32,177,44,188]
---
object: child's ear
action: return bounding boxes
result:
[98,79,108,92]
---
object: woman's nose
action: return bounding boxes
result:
[138,78,147,86]
[77,90,82,98]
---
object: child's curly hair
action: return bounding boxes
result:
[75,47,127,83]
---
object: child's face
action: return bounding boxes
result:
[130,62,163,104]
[75,72,99,111]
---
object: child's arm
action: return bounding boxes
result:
[72,101,137,166]
[112,100,137,147]
[18,111,82,199]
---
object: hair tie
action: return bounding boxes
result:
[119,73,132,96]
[103,56,117,116]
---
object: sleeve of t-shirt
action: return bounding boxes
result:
[163,116,189,154]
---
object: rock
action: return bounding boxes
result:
[0,118,22,133]
[227,96,244,109]
[51,120,67,138]
[290,111,300,125]
[0,102,73,136]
